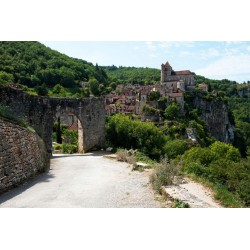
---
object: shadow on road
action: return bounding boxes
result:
[51,151,112,159]
[0,171,55,206]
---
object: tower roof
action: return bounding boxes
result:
[164,61,172,67]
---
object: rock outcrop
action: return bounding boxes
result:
[193,96,234,143]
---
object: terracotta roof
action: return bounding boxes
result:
[127,106,135,111]
[175,70,192,75]
[169,93,183,97]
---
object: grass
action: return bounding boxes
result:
[0,105,28,128]
[150,157,181,193]
[134,151,156,167]
[116,149,136,167]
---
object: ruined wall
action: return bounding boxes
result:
[0,119,49,193]
[193,96,234,143]
[0,86,106,154]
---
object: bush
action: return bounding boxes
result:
[151,157,180,193]
[106,114,167,159]
[54,144,62,150]
[209,141,241,162]
[62,143,77,154]
[163,139,188,159]
[35,83,48,96]
[181,142,250,207]
[172,199,190,208]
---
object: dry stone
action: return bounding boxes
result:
[0,119,49,193]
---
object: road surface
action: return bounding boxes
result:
[0,153,160,208]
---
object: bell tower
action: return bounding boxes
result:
[161,61,172,83]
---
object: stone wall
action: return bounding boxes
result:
[0,86,106,154]
[163,75,195,87]
[0,119,49,193]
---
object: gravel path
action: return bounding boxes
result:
[0,153,160,208]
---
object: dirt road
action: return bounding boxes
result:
[0,153,160,208]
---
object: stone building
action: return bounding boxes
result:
[161,61,195,90]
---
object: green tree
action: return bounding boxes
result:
[52,84,67,96]
[209,141,241,162]
[0,71,14,85]
[164,102,180,120]
[106,114,167,158]
[89,78,100,96]
[163,139,188,159]
[35,83,48,96]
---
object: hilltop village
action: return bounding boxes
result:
[105,62,208,118]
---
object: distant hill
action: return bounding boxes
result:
[101,65,161,85]
[0,41,108,88]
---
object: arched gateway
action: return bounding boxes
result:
[0,86,106,155]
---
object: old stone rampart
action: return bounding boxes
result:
[0,119,49,193]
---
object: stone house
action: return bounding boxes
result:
[168,92,185,109]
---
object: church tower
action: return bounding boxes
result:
[161,61,173,83]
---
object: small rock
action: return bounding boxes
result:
[106,147,113,152]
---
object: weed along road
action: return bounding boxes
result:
[0,153,160,208]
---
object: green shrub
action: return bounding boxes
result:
[62,143,77,154]
[106,114,167,159]
[54,144,62,150]
[213,185,242,208]
[35,83,48,96]
[181,142,249,207]
[172,199,190,208]
[209,141,241,162]
[164,139,188,159]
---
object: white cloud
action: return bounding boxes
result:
[195,55,250,82]
[246,46,250,52]
[145,41,157,50]
[199,48,220,58]
[179,51,193,56]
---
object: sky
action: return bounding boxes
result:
[42,41,250,83]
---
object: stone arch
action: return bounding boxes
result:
[53,109,84,153]
[0,86,106,158]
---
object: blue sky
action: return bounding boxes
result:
[42,41,250,83]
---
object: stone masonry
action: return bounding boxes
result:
[0,119,48,193]
[0,86,106,156]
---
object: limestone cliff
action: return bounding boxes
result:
[193,96,234,143]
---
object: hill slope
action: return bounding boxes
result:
[0,41,108,88]
[101,65,160,85]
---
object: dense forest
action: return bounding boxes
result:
[0,41,109,97]
[101,65,161,85]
